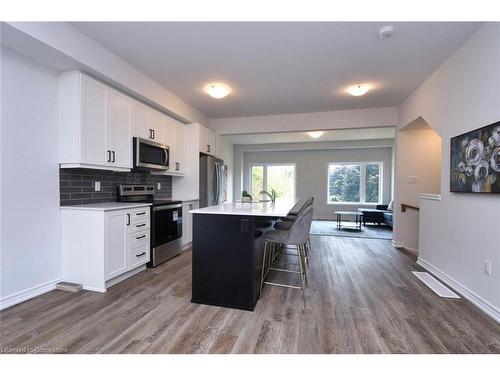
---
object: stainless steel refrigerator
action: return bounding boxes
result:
[199,155,227,208]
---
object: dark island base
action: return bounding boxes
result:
[191,213,276,311]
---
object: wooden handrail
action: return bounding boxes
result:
[401,203,420,212]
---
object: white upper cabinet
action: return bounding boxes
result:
[107,89,131,169]
[164,115,186,175]
[163,113,175,147]
[80,75,107,165]
[59,71,190,176]
[173,121,187,174]
[198,124,216,156]
[59,72,131,172]
[131,101,164,144]
[131,100,149,140]
[148,108,164,143]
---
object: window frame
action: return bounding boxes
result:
[326,161,383,205]
[248,163,297,200]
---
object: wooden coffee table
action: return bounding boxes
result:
[334,211,363,231]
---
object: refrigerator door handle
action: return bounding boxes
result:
[214,162,219,204]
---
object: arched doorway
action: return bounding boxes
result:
[393,117,442,255]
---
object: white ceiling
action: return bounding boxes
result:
[71,22,481,119]
[222,127,395,145]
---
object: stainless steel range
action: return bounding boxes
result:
[118,184,182,267]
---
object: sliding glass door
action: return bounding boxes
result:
[250,164,296,200]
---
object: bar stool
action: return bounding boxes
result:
[275,197,314,264]
[280,197,314,222]
[260,205,314,294]
[275,197,313,229]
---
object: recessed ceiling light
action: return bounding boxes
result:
[347,84,370,97]
[308,131,324,139]
[204,83,232,99]
[378,25,394,39]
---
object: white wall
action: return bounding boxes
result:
[209,107,398,135]
[397,23,500,321]
[1,48,61,307]
[216,136,234,203]
[234,141,394,219]
[393,125,442,250]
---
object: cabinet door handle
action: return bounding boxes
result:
[127,214,130,225]
[175,162,180,171]
[149,129,153,139]
[136,223,146,227]
[111,151,115,163]
[207,144,210,153]
[136,235,146,240]
[152,129,155,139]
[136,252,146,257]
[136,212,146,216]
[107,150,111,162]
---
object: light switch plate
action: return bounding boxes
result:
[484,260,492,276]
[94,181,101,191]
[408,176,418,184]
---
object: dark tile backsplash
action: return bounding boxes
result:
[59,168,172,205]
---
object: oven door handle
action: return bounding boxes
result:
[153,204,182,211]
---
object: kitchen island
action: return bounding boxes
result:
[190,200,298,311]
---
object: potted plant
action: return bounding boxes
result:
[241,190,253,203]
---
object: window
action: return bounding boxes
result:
[250,164,295,200]
[327,162,382,204]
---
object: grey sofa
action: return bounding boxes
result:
[357,205,393,228]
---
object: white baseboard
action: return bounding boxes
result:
[405,246,419,255]
[417,257,500,323]
[105,265,147,290]
[391,240,404,248]
[313,216,334,221]
[0,277,62,310]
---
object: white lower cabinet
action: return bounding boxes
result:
[104,210,129,280]
[61,204,151,292]
[181,200,199,246]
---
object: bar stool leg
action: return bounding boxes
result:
[300,244,308,286]
[297,244,305,291]
[260,241,268,295]
[304,239,309,266]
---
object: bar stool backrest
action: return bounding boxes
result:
[284,205,314,246]
[294,197,314,217]
[288,200,303,215]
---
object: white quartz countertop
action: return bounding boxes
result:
[60,202,151,211]
[172,197,200,202]
[190,199,298,217]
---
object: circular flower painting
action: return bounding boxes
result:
[451,121,500,193]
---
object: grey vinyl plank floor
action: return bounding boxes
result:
[1,236,499,354]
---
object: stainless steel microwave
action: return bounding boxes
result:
[133,137,169,171]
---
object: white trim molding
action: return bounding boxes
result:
[391,240,404,248]
[0,277,62,310]
[417,257,500,323]
[419,193,441,201]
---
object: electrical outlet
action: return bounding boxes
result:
[484,260,492,276]
[157,183,161,190]
[94,181,101,192]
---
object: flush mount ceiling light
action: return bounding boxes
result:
[204,83,232,99]
[308,131,324,139]
[347,84,370,97]
[378,25,394,39]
